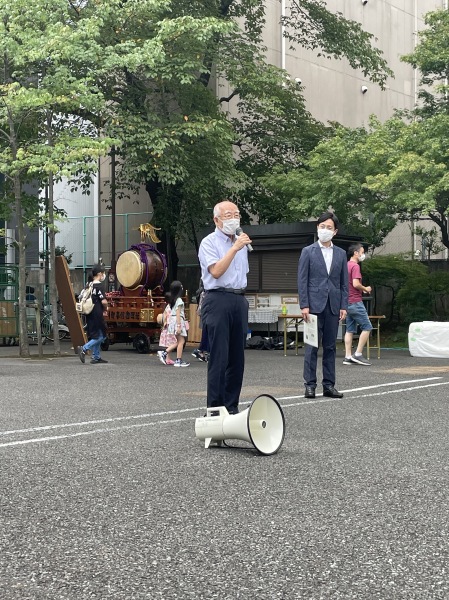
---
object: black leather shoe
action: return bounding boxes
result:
[323,386,343,398]
[304,386,315,399]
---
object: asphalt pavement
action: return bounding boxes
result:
[1,341,449,599]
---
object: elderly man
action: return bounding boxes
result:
[198,200,252,414]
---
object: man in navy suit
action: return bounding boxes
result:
[298,212,348,399]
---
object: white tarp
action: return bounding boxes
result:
[408,321,449,358]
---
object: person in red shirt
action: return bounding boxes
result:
[343,244,373,366]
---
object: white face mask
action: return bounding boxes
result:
[358,252,366,262]
[219,218,240,236]
[100,273,106,282]
[317,228,334,243]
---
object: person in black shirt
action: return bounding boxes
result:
[78,265,108,364]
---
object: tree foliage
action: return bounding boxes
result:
[362,254,428,323]
[401,9,449,117]
[71,0,392,241]
[261,118,399,249]
[282,0,392,87]
[0,0,394,313]
[364,113,449,251]
[0,0,114,355]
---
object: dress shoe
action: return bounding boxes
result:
[304,386,316,399]
[323,386,343,398]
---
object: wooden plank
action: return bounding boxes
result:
[55,256,87,352]
[188,304,202,344]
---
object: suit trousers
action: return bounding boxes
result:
[201,291,248,412]
[303,300,340,389]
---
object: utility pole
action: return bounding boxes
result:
[109,146,117,292]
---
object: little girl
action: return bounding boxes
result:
[157,280,190,367]
[158,302,177,365]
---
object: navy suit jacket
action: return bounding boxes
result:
[298,242,349,316]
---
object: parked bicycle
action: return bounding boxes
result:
[40,303,70,341]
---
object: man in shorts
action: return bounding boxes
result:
[343,243,373,366]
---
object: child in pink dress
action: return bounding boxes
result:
[158,304,177,365]
[157,280,190,367]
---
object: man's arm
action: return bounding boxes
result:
[298,248,311,321]
[208,234,250,279]
[352,278,372,294]
[340,251,349,319]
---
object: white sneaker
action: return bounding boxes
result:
[157,350,167,365]
[174,359,190,367]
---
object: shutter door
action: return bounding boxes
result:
[246,253,260,291]
[261,251,299,292]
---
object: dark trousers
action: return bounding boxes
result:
[199,327,209,353]
[303,300,340,389]
[201,291,248,412]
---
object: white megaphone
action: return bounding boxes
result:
[195,394,285,455]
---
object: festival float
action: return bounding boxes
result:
[103,224,189,353]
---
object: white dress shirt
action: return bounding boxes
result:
[318,240,333,274]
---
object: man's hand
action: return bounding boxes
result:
[301,307,310,322]
[339,309,347,321]
[364,286,372,294]
[234,232,252,250]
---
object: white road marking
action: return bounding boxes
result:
[0,418,193,448]
[282,381,449,408]
[278,377,443,400]
[0,377,447,448]
[0,406,203,437]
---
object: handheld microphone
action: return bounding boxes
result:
[235,227,253,252]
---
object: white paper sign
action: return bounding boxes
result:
[303,314,318,347]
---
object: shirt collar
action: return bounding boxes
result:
[215,226,233,243]
[318,240,333,249]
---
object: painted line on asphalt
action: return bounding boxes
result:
[0,377,446,448]
[278,377,443,400]
[0,418,193,448]
[282,380,449,408]
[1,377,441,438]
[0,406,205,437]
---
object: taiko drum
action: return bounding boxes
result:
[116,249,166,291]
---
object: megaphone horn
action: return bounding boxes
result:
[195,394,285,456]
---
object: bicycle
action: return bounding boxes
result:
[41,304,70,341]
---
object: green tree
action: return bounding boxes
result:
[359,9,449,250]
[365,113,449,251]
[401,9,449,117]
[75,0,392,270]
[0,0,113,356]
[261,118,399,249]
[1,0,394,316]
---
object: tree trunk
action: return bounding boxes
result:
[14,175,30,358]
[48,173,61,355]
[46,111,60,355]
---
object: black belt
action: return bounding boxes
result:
[207,287,246,295]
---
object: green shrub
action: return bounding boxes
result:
[363,254,429,324]
[396,271,449,322]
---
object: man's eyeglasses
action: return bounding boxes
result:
[220,212,240,220]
